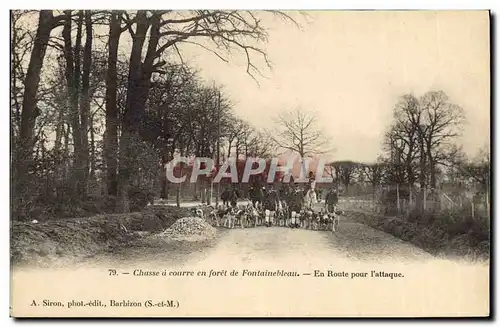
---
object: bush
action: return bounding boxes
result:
[378,188,411,215]
[346,207,490,259]
[128,188,156,212]
[468,216,490,246]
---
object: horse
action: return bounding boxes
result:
[262,188,278,227]
[303,187,318,209]
[276,185,292,226]
[229,188,239,207]
[288,188,304,228]
[249,185,264,207]
[221,188,231,206]
[221,188,239,207]
[325,187,339,213]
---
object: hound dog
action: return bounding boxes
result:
[289,210,300,228]
[233,205,248,228]
[264,209,276,227]
[254,206,263,227]
[333,208,345,232]
[209,209,219,227]
[249,202,264,227]
[311,210,321,230]
[326,206,344,232]
[223,206,237,229]
[276,200,287,227]
[208,204,227,227]
[216,204,230,228]
[194,208,205,220]
[287,201,301,228]
[300,209,313,229]
[263,201,277,227]
[242,203,254,227]
[318,208,334,231]
[245,203,261,227]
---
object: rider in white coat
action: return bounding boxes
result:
[304,181,318,210]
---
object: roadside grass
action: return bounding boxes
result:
[346,208,490,262]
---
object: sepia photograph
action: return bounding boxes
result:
[9,8,491,318]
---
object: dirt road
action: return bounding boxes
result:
[73,213,435,270]
[79,199,430,267]
[11,211,489,317]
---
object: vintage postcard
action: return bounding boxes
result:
[10,9,490,317]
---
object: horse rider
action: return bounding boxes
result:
[221,187,231,207]
[325,185,339,214]
[262,184,278,227]
[304,182,318,210]
[229,186,239,208]
[287,185,301,228]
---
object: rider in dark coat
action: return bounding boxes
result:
[288,188,302,213]
[262,186,278,227]
[287,186,303,228]
[229,187,239,208]
[249,184,263,207]
[325,185,339,213]
[221,186,239,207]
[263,186,277,211]
[221,188,231,207]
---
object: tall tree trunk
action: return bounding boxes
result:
[117,11,160,213]
[54,100,65,153]
[105,10,120,197]
[427,149,437,190]
[62,10,86,200]
[63,123,71,183]
[11,12,22,136]
[227,140,232,159]
[89,113,96,179]
[63,122,70,157]
[424,138,437,203]
[405,142,416,187]
[78,10,92,194]
[116,11,149,213]
[417,132,426,212]
[14,10,54,219]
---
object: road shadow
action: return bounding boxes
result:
[323,219,434,263]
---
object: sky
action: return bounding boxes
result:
[178,10,490,164]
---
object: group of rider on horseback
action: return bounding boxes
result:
[219,172,340,229]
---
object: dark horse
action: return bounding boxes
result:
[279,184,293,204]
[249,185,264,207]
[262,188,278,211]
[287,187,305,228]
[287,187,303,211]
[221,188,239,207]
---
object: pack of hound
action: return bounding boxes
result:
[190,189,345,233]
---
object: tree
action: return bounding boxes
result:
[419,90,465,189]
[385,94,421,187]
[456,145,490,191]
[11,10,35,140]
[269,107,331,178]
[384,90,465,211]
[10,10,300,217]
[58,10,98,200]
[13,10,65,219]
[361,158,386,198]
[115,10,297,212]
[271,107,330,157]
[328,160,360,193]
[225,118,246,159]
[104,10,123,197]
[245,129,275,158]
